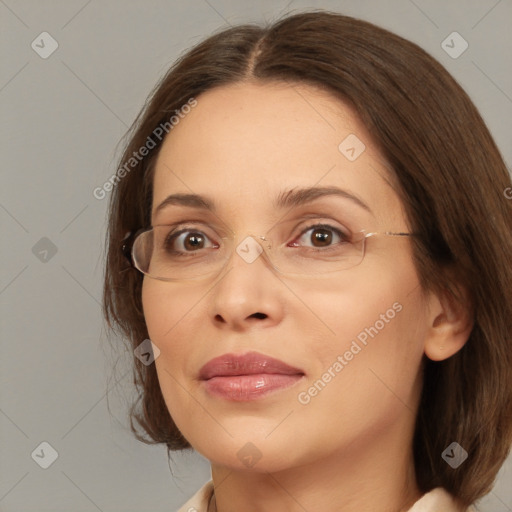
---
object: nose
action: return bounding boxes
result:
[207,236,285,332]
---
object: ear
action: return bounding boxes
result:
[423,286,474,362]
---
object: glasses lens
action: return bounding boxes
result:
[270,232,366,275]
[132,227,367,280]
[132,226,229,280]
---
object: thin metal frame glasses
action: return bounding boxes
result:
[122,225,415,282]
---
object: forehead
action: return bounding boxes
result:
[151,81,404,227]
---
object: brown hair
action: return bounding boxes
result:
[103,10,512,507]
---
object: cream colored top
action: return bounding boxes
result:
[177,480,477,512]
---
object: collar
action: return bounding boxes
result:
[177,480,475,512]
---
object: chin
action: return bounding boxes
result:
[188,431,302,473]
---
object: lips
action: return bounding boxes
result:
[199,351,305,401]
[199,351,304,380]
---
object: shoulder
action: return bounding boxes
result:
[409,487,477,512]
[176,480,214,512]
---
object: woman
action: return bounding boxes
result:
[103,11,512,512]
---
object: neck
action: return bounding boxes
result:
[210,422,422,512]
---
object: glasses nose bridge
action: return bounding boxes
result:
[226,232,276,270]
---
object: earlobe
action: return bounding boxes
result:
[423,287,474,362]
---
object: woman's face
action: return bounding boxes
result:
[142,81,431,472]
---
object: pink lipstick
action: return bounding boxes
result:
[199,351,305,401]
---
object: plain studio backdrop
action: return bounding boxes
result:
[0,1,511,511]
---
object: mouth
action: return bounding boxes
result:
[199,351,305,401]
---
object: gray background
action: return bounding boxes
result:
[1,0,511,511]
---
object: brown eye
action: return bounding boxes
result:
[165,230,214,253]
[182,233,206,251]
[311,228,333,247]
[292,224,348,250]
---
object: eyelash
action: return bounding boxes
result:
[163,222,350,254]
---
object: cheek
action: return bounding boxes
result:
[141,279,205,429]
[298,254,427,404]
[305,290,424,387]
[142,279,204,344]
[141,279,205,392]
[335,293,426,398]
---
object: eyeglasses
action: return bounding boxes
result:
[122,224,415,282]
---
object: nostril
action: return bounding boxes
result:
[251,312,267,319]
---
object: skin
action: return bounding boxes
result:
[142,81,472,512]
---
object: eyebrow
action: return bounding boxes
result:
[153,186,372,216]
